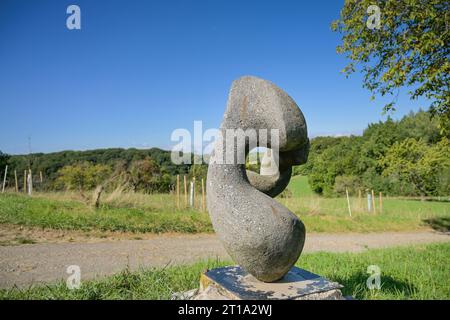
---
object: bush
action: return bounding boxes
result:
[56,162,112,192]
[334,175,361,196]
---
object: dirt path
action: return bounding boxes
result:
[0,231,448,289]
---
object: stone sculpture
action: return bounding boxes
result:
[207,76,310,282]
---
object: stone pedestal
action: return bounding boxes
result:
[192,266,344,300]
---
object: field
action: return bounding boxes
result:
[0,176,448,237]
[1,242,448,300]
[0,193,212,234]
[285,177,450,232]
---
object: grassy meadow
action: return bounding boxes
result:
[1,242,448,300]
[285,177,450,233]
[0,192,212,234]
[0,175,448,235]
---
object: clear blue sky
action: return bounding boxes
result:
[0,0,427,155]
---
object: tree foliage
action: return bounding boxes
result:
[297,110,448,197]
[188,164,208,181]
[380,137,449,196]
[332,0,450,131]
[7,148,191,192]
[56,162,112,192]
[129,157,171,193]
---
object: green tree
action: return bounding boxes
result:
[380,138,449,196]
[294,136,337,176]
[129,157,163,193]
[332,0,450,131]
[308,136,363,196]
[189,163,208,181]
[334,175,362,195]
[56,162,112,192]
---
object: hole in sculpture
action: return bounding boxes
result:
[246,147,279,176]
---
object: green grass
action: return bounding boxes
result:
[282,194,449,233]
[1,188,449,234]
[282,175,450,233]
[1,242,449,300]
[288,175,314,196]
[0,193,213,234]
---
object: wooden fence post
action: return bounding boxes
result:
[184,175,188,208]
[189,179,194,208]
[358,189,362,209]
[14,170,18,192]
[1,165,7,193]
[379,192,383,214]
[23,170,27,193]
[371,189,376,213]
[27,169,33,196]
[201,178,206,212]
[40,171,43,184]
[193,177,196,208]
[176,175,180,209]
[345,188,352,217]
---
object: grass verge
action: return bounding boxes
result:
[0,193,212,233]
[1,242,449,300]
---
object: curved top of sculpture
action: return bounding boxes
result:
[207,76,309,282]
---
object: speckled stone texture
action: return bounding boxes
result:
[207,76,310,282]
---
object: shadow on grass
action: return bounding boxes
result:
[333,271,416,299]
[422,217,450,233]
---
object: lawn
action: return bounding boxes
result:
[285,175,450,233]
[1,242,449,300]
[0,183,448,234]
[288,175,315,196]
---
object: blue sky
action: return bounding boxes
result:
[0,0,427,155]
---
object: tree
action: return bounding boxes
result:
[332,0,450,131]
[293,136,337,176]
[56,162,112,193]
[308,136,363,196]
[129,157,163,193]
[334,175,362,195]
[189,163,208,181]
[380,138,449,196]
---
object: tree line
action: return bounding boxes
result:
[294,110,449,197]
[0,148,200,194]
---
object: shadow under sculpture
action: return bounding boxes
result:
[207,76,310,282]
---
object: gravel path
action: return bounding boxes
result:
[0,231,448,288]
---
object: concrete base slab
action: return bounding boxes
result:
[193,266,345,300]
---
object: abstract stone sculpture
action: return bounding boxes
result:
[207,76,310,282]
